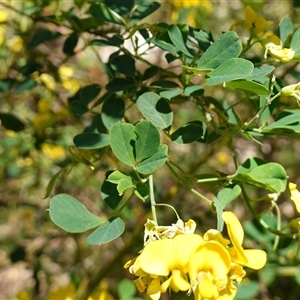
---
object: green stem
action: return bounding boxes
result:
[115,190,135,216]
[149,174,158,225]
[197,176,228,183]
[272,200,281,251]
[239,93,280,133]
[190,188,213,205]
[241,184,294,238]
[155,203,181,220]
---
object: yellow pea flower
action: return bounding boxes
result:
[230,6,272,35]
[126,214,267,300]
[289,182,300,213]
[222,211,267,270]
[188,241,232,299]
[280,83,300,105]
[244,6,273,35]
[264,35,295,62]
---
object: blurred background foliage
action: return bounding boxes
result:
[1,0,300,299]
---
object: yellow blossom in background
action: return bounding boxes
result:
[47,282,75,300]
[125,213,266,300]
[230,5,272,36]
[0,10,8,23]
[59,65,80,94]
[289,182,300,213]
[47,282,114,300]
[41,143,66,162]
[16,291,31,300]
[0,10,7,46]
[280,83,300,105]
[244,6,272,35]
[40,73,56,91]
[264,35,295,62]
[38,66,80,94]
[32,98,72,136]
[170,0,212,28]
[7,35,23,52]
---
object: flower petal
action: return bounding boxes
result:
[197,272,219,299]
[189,241,231,284]
[137,234,203,276]
[204,229,230,247]
[147,278,161,300]
[222,211,244,245]
[243,249,267,270]
[136,238,175,276]
[289,182,300,213]
[161,270,190,293]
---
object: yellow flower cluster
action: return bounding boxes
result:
[125,212,266,300]
[230,6,295,62]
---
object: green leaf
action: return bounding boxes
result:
[214,184,241,231]
[69,101,88,117]
[142,66,160,81]
[135,120,160,161]
[224,80,269,95]
[136,92,173,130]
[104,0,134,19]
[49,194,102,233]
[197,31,242,70]
[170,121,207,143]
[193,29,213,51]
[216,184,241,210]
[101,97,125,130]
[278,16,293,45]
[106,78,135,92]
[90,35,123,47]
[235,281,260,300]
[101,172,123,209]
[85,216,125,245]
[130,2,160,23]
[136,144,168,174]
[117,178,135,194]
[234,158,287,193]
[63,32,78,55]
[150,80,179,89]
[206,58,254,86]
[89,3,124,25]
[79,84,101,105]
[168,24,192,57]
[107,170,131,184]
[235,157,264,174]
[15,78,36,93]
[263,109,300,132]
[134,182,149,201]
[184,85,204,96]
[110,54,136,77]
[118,279,137,300]
[160,89,183,100]
[107,171,135,194]
[73,133,109,149]
[0,113,25,132]
[43,169,64,199]
[109,123,136,166]
[248,65,275,78]
[291,28,300,56]
[29,29,62,48]
[0,78,14,92]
